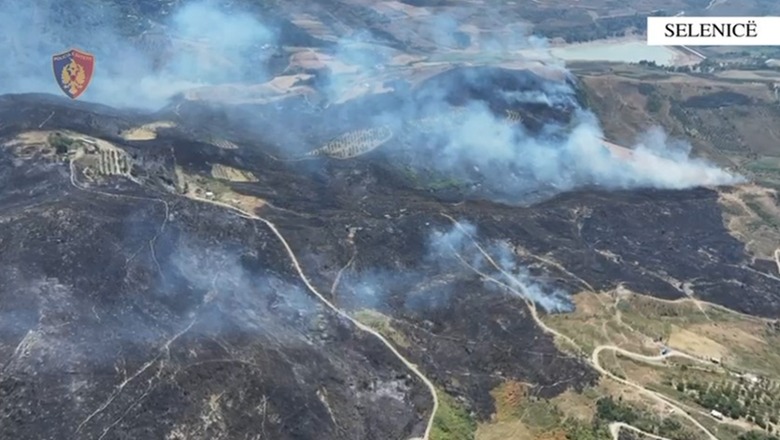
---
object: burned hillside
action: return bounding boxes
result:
[2,60,780,438]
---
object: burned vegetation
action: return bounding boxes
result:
[0,61,779,440]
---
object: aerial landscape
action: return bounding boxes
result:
[3,0,780,439]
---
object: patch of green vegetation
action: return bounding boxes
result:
[673,377,780,430]
[48,132,76,154]
[562,418,611,440]
[669,101,692,126]
[401,165,420,184]
[753,178,780,194]
[645,93,663,113]
[431,390,477,440]
[522,398,563,431]
[745,158,780,175]
[615,298,712,342]
[691,408,762,440]
[595,396,638,424]
[637,83,657,96]
[428,177,463,190]
[546,313,604,354]
[398,165,467,191]
[595,396,700,440]
[739,430,780,440]
[745,199,780,229]
[353,309,409,348]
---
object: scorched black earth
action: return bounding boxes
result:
[0,63,778,440]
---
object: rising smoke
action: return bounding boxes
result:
[419,86,744,200]
[426,220,574,313]
[339,220,573,314]
[0,0,744,198]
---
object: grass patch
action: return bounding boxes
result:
[537,289,780,438]
[48,132,77,154]
[690,411,750,440]
[595,396,703,440]
[561,418,611,440]
[745,158,780,174]
[353,309,409,348]
[397,164,469,191]
[431,389,477,440]
[478,381,585,440]
[744,199,780,229]
[522,399,563,432]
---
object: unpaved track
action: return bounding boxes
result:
[68,160,438,439]
[440,214,720,440]
[610,422,673,440]
[593,345,698,365]
[251,213,440,440]
[590,346,720,440]
[774,248,780,275]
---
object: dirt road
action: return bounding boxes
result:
[609,422,673,440]
[68,158,440,440]
[774,248,780,275]
[441,214,720,440]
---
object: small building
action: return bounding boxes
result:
[710,410,723,420]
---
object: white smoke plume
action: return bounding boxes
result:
[427,221,574,313]
[335,221,572,314]
[0,0,744,197]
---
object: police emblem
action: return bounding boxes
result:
[52,49,95,99]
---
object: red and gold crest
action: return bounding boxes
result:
[52,49,95,99]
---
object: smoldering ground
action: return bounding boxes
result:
[0,221,428,438]
[161,237,328,343]
[0,0,744,202]
[338,220,574,315]
[0,223,331,378]
[270,24,743,205]
[359,69,744,205]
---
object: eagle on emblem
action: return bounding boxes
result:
[60,60,87,96]
[52,49,95,99]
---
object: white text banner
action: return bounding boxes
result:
[647,16,780,46]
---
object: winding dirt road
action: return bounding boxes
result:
[609,422,674,440]
[250,212,440,440]
[440,214,721,440]
[774,248,780,275]
[68,156,439,439]
[592,345,697,365]
[66,142,758,440]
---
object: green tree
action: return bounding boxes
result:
[563,418,610,440]
[595,397,637,424]
[660,418,682,433]
[646,93,663,113]
[738,430,779,440]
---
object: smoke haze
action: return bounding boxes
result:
[381,75,743,202]
[427,221,574,313]
[0,0,744,199]
[339,221,573,314]
[0,0,276,108]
